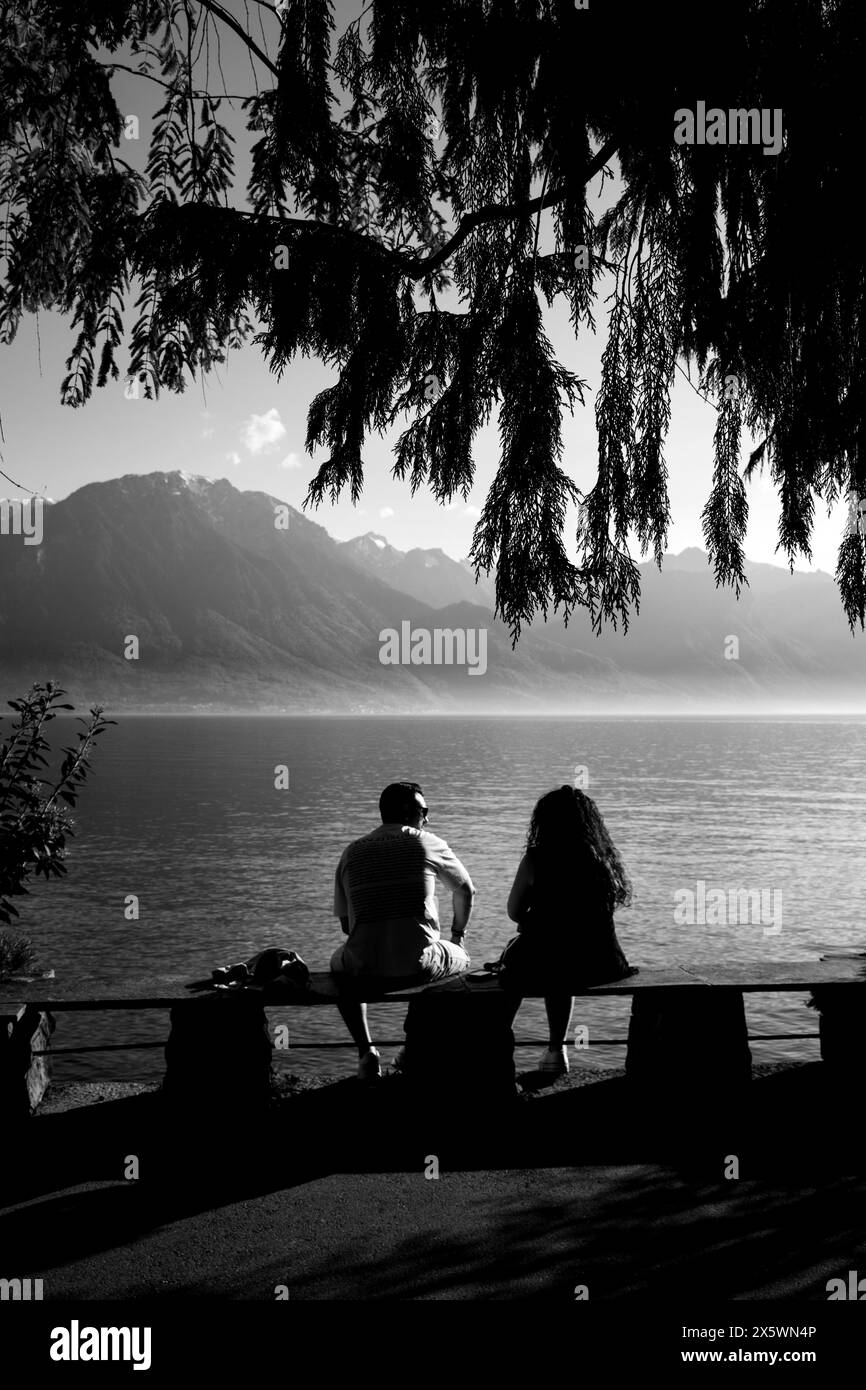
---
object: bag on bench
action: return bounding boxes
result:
[212,946,310,990]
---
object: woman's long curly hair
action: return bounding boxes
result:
[525,786,633,909]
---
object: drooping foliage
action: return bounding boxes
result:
[1,0,864,638]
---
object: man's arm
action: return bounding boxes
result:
[427,834,475,945]
[450,881,475,943]
[334,859,350,933]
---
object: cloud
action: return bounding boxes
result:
[279,452,301,470]
[464,505,481,518]
[379,506,396,519]
[241,408,286,454]
[225,451,242,467]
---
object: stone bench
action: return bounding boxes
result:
[2,958,864,1114]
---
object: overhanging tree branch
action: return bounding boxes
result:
[3,0,864,637]
[103,59,248,97]
[196,0,279,78]
[207,132,620,282]
[401,135,620,279]
[102,60,249,99]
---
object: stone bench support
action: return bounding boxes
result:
[625,988,752,1097]
[0,1005,55,1119]
[163,991,273,1111]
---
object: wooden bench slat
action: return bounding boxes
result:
[675,960,866,990]
[0,977,210,1010]
[1,958,865,1011]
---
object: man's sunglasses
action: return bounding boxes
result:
[414,804,430,820]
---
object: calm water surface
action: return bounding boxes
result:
[17,715,866,1082]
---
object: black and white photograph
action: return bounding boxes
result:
[1,0,865,1368]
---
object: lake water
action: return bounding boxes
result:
[14,715,866,1083]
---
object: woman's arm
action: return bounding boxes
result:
[507,853,533,926]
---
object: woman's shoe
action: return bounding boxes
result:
[358,1047,382,1081]
[538,1046,569,1075]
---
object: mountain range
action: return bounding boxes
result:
[0,470,863,713]
[338,531,495,608]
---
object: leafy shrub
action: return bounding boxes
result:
[0,931,37,981]
[0,682,114,972]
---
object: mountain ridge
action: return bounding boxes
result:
[0,471,862,713]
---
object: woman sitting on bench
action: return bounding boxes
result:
[498,785,637,1076]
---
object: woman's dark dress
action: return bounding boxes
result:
[500,846,634,992]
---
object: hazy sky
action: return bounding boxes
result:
[0,0,847,573]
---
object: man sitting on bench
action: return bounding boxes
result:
[330,780,475,1079]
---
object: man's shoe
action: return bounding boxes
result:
[537,1046,569,1076]
[358,1047,382,1081]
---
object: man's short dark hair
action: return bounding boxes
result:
[379,781,423,822]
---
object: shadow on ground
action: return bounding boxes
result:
[1,1062,863,1299]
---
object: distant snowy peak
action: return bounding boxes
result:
[355,530,390,547]
[101,471,338,548]
[339,531,495,608]
[113,469,222,496]
[169,470,241,501]
[173,469,214,491]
